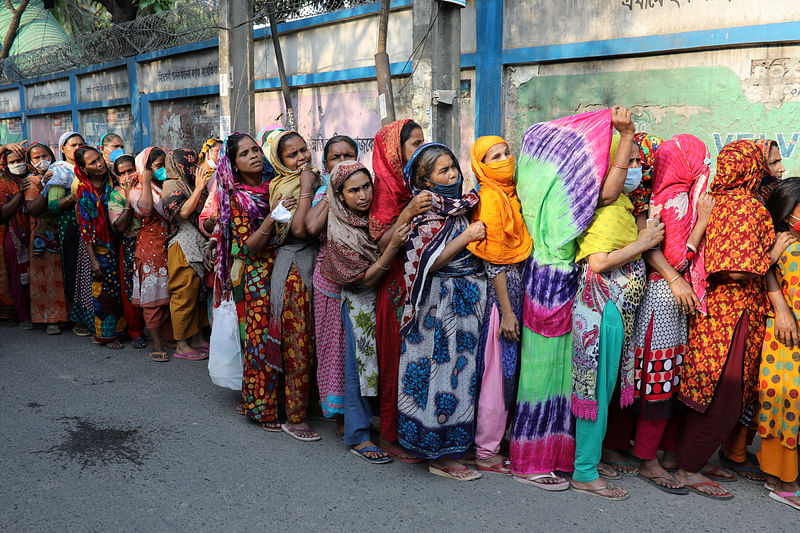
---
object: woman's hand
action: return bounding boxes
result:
[464,221,486,242]
[281,195,297,211]
[66,192,77,205]
[20,177,32,192]
[299,166,316,192]
[774,308,799,348]
[770,232,797,265]
[407,191,433,217]
[203,239,218,271]
[611,105,635,137]
[194,166,206,190]
[669,276,701,315]
[499,312,520,342]
[90,259,103,277]
[391,222,411,249]
[696,192,715,223]
[637,216,665,249]
[141,168,153,184]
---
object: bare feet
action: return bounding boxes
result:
[639,458,684,489]
[602,449,639,475]
[571,478,629,500]
[676,468,732,497]
[597,462,621,480]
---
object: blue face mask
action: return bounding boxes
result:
[622,166,643,194]
[427,176,462,198]
[109,149,125,164]
[154,167,167,181]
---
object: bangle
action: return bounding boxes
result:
[300,193,313,199]
[256,228,270,236]
[123,206,132,211]
[613,164,629,170]
[376,261,390,271]
[668,274,681,285]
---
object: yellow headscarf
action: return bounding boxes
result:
[266,130,321,244]
[575,135,639,262]
[466,136,533,264]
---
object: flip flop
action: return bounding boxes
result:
[383,444,425,464]
[768,491,800,510]
[702,464,737,483]
[513,472,570,491]
[280,423,321,442]
[476,457,512,475]
[173,350,207,360]
[150,351,169,362]
[641,474,689,495]
[685,481,734,500]
[260,421,282,432]
[719,455,766,482]
[428,464,481,481]
[571,482,630,501]
[764,481,777,491]
[350,446,392,464]
[46,325,61,335]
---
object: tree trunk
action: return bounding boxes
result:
[1,0,31,59]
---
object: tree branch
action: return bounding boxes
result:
[1,0,31,59]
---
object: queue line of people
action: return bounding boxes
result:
[1,106,798,509]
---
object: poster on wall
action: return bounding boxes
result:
[80,107,134,150]
[150,96,220,151]
[28,112,73,155]
[0,118,23,144]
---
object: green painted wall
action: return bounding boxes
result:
[513,66,800,175]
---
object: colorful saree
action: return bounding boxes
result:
[511,108,613,475]
[0,164,30,322]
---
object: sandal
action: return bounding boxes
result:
[131,337,147,349]
[701,464,737,483]
[106,340,124,350]
[476,457,512,475]
[150,351,169,362]
[428,464,482,481]
[350,446,392,464]
[641,474,689,495]
[280,423,321,442]
[513,472,570,491]
[606,460,639,477]
[72,324,90,337]
[260,421,282,432]
[174,350,208,361]
[381,440,425,464]
[571,482,630,501]
[46,324,61,335]
[719,455,766,482]
[685,480,733,500]
[19,320,33,330]
[768,491,800,510]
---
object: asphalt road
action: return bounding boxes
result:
[1,325,797,532]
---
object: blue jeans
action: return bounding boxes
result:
[343,302,372,446]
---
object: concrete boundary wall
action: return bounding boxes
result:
[1,0,799,174]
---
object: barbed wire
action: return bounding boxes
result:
[0,0,377,84]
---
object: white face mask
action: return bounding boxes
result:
[33,159,52,172]
[207,157,218,170]
[8,162,28,175]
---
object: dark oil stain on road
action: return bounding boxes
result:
[39,416,148,468]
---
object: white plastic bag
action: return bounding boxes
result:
[208,298,243,390]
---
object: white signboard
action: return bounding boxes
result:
[78,68,130,103]
[26,79,71,109]
[140,50,219,93]
[0,88,21,113]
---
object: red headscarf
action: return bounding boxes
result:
[369,119,412,241]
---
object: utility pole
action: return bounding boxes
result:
[218,0,255,138]
[411,0,461,149]
[265,0,297,131]
[375,0,396,126]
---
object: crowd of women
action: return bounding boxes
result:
[1,105,798,508]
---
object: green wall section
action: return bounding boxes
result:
[514,66,800,175]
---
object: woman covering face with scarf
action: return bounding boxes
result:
[466,136,532,476]
[396,143,487,481]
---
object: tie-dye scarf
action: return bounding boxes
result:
[650,134,711,313]
[515,109,613,337]
[399,143,480,336]
[214,133,276,297]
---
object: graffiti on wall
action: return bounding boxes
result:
[512,64,800,174]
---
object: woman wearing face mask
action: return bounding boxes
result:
[570,136,665,501]
[129,147,172,362]
[466,136,532,476]
[99,133,125,168]
[320,160,410,463]
[45,132,92,337]
[22,143,68,334]
[263,130,321,442]
[73,146,126,348]
[397,143,487,481]
[162,149,210,360]
[0,150,32,328]
[369,119,430,462]
[305,135,359,431]
[108,154,146,349]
